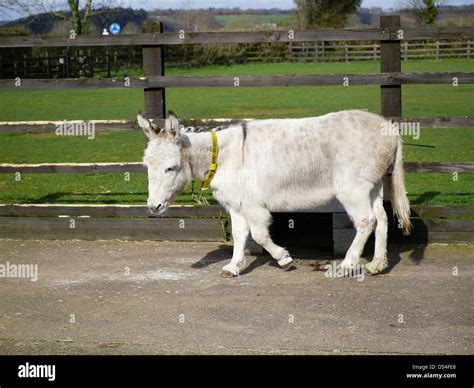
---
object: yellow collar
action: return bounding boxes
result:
[200,129,218,190]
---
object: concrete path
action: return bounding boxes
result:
[0,240,472,355]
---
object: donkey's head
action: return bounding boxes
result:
[138,111,191,215]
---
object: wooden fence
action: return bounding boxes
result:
[0,15,473,249]
[2,39,471,79]
[287,39,474,62]
[1,18,473,119]
[0,46,143,79]
[0,161,473,174]
[0,204,472,250]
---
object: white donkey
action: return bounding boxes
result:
[138,109,412,277]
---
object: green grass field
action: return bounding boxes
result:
[215,14,294,29]
[0,60,472,206]
[1,60,473,121]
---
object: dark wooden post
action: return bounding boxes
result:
[380,15,402,203]
[23,54,27,78]
[142,21,166,119]
[380,15,401,118]
[87,48,93,77]
[65,47,71,78]
[106,48,110,78]
[46,48,50,79]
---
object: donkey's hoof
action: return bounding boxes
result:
[365,260,388,275]
[221,264,239,278]
[220,270,235,278]
[339,257,360,271]
[278,256,293,270]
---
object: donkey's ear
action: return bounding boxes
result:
[137,111,160,141]
[165,111,180,142]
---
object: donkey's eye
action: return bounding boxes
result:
[165,167,174,173]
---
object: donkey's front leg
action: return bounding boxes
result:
[221,209,249,277]
[246,207,294,270]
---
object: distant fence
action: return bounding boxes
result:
[285,39,474,62]
[1,33,474,79]
[0,46,143,79]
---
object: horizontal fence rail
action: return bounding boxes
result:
[389,116,474,128]
[0,162,473,174]
[0,216,228,241]
[0,30,389,48]
[2,72,473,89]
[0,162,144,173]
[0,120,134,132]
[0,204,343,217]
[403,162,474,173]
[2,116,474,132]
[0,204,226,218]
[0,204,472,245]
[1,204,473,218]
[1,28,474,49]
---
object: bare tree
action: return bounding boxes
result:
[294,0,362,29]
[405,0,446,25]
[0,0,126,34]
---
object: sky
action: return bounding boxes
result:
[138,0,474,10]
[1,0,474,20]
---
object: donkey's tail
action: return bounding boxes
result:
[391,138,412,235]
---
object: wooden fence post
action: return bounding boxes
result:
[45,48,50,79]
[87,48,93,77]
[23,54,27,78]
[106,48,110,78]
[380,15,402,205]
[65,47,71,78]
[142,21,166,119]
[380,15,401,118]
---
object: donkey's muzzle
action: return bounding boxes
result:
[148,203,163,214]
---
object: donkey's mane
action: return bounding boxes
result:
[179,120,244,134]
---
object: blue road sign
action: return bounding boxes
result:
[109,23,121,35]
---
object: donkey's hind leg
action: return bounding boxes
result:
[337,180,376,271]
[366,183,389,275]
[245,207,293,270]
